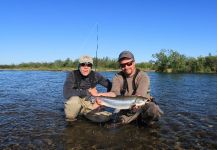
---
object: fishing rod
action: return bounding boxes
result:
[95,24,98,71]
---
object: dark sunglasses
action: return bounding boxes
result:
[120,61,134,68]
[80,63,92,67]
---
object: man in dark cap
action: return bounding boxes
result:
[98,50,163,124]
[63,55,112,122]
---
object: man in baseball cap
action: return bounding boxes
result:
[63,54,112,122]
[97,50,163,125]
[118,50,135,62]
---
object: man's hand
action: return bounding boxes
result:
[88,87,98,96]
[131,105,141,112]
[131,94,142,112]
[92,97,102,109]
[95,97,102,105]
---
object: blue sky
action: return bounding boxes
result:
[0,0,217,65]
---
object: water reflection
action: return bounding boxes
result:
[0,71,217,149]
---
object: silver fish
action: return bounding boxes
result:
[91,96,149,110]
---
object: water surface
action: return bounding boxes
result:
[0,71,217,149]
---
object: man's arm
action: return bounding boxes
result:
[95,72,112,91]
[97,74,121,97]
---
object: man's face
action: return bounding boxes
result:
[79,62,92,76]
[119,58,135,76]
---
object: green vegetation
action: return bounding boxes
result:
[152,49,217,73]
[0,49,216,73]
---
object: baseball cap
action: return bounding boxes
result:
[118,50,134,62]
[79,55,93,64]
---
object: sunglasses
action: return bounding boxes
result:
[120,60,134,68]
[80,63,92,67]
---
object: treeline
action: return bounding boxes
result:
[0,49,216,73]
[152,49,217,73]
[0,57,153,71]
[0,57,119,71]
[0,58,79,70]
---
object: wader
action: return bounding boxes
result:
[64,96,113,122]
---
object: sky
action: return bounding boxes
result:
[0,0,217,65]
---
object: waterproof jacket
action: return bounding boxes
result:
[63,70,112,99]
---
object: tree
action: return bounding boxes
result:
[152,49,170,72]
[205,55,217,72]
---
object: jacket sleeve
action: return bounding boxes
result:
[63,71,90,99]
[95,72,112,92]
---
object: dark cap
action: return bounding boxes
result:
[118,50,134,62]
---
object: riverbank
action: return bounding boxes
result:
[1,68,217,73]
[0,68,156,72]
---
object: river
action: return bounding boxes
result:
[0,70,216,149]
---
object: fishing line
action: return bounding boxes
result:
[79,23,98,55]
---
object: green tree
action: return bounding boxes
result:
[168,50,187,72]
[205,54,217,73]
[152,49,170,72]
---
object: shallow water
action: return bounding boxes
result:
[0,71,217,149]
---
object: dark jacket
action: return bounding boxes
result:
[63,70,112,99]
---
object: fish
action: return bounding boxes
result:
[87,96,164,124]
[90,96,149,110]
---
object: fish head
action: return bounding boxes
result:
[134,98,147,106]
[86,96,96,104]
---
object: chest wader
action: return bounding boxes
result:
[73,70,112,122]
[73,70,97,114]
[117,69,154,124]
[117,69,142,124]
[73,70,96,90]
